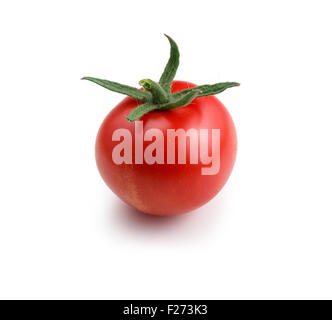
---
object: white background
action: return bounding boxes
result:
[0,0,331,299]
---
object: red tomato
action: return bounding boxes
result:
[95,80,237,215]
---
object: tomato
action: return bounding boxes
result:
[95,80,237,215]
[83,35,239,215]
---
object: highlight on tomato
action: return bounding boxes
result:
[82,35,239,215]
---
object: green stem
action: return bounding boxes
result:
[162,89,201,110]
[82,35,240,122]
[127,103,157,122]
[173,82,240,99]
[159,34,180,93]
[127,89,201,122]
[81,77,151,102]
[139,79,169,104]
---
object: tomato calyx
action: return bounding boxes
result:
[82,34,240,122]
[138,79,169,104]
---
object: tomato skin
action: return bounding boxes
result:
[95,81,237,215]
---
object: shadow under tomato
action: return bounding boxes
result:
[106,191,228,241]
[111,199,189,229]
